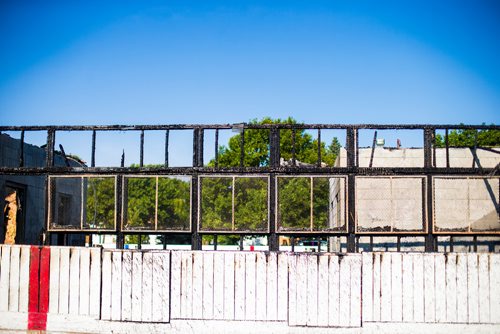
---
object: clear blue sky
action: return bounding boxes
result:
[1,0,499,128]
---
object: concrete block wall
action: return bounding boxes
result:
[339,147,500,168]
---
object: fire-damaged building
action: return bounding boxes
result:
[0,133,85,245]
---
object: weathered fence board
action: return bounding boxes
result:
[2,247,500,331]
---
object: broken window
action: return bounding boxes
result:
[199,176,268,232]
[355,176,426,233]
[122,176,191,231]
[434,176,500,232]
[49,176,116,230]
[276,176,347,232]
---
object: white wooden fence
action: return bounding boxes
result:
[0,244,499,332]
[362,252,500,324]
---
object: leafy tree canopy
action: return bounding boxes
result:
[213,117,341,167]
[435,126,500,148]
[201,117,343,244]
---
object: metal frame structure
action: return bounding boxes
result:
[1,123,499,252]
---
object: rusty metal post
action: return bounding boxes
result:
[269,127,280,251]
[91,130,96,167]
[44,129,56,245]
[424,128,436,252]
[19,130,24,167]
[191,128,202,250]
[346,127,357,252]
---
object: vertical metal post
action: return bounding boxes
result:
[346,127,357,252]
[291,128,296,166]
[432,130,436,168]
[214,234,218,251]
[165,129,169,168]
[424,128,436,252]
[240,128,245,168]
[116,157,125,249]
[46,129,56,167]
[317,129,321,167]
[355,128,359,167]
[268,127,280,251]
[19,130,25,167]
[445,129,450,168]
[215,129,219,168]
[198,128,204,167]
[191,128,202,250]
[91,130,96,167]
[44,129,56,245]
[140,130,144,167]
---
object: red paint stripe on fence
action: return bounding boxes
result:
[27,246,50,330]
[39,247,51,313]
[28,246,40,313]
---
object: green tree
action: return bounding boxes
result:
[214,117,340,167]
[202,117,342,239]
[85,177,115,229]
[435,126,500,147]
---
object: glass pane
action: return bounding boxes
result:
[200,177,232,231]
[277,177,311,230]
[157,176,191,231]
[123,177,156,230]
[234,177,268,231]
[83,177,115,229]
